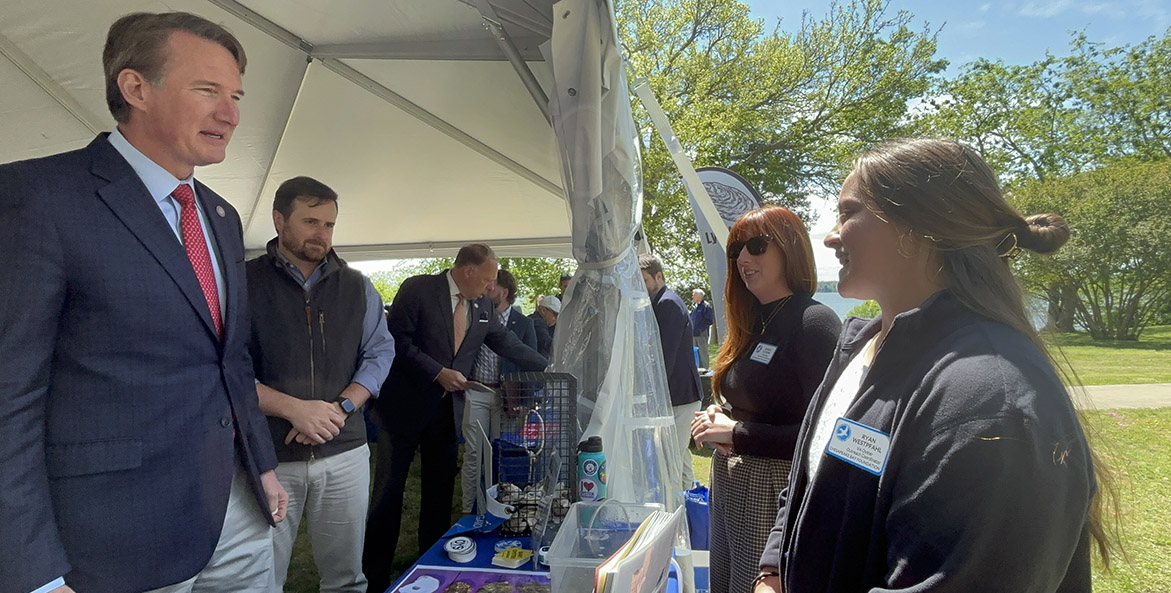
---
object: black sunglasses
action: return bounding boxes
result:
[727,235,773,259]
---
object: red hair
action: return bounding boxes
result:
[712,206,817,397]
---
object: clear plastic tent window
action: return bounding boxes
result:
[545,0,685,511]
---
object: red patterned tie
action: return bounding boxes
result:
[172,184,223,338]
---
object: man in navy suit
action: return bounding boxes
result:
[363,244,547,592]
[640,254,703,491]
[0,12,286,593]
[459,268,538,512]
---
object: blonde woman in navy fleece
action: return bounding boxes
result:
[754,138,1117,593]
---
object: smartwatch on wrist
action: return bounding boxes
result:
[337,397,357,414]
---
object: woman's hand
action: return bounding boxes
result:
[753,573,782,593]
[691,405,736,454]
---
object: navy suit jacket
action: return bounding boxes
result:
[0,135,278,593]
[500,305,538,376]
[530,311,554,358]
[379,272,547,444]
[651,286,703,407]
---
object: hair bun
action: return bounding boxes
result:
[1019,213,1070,255]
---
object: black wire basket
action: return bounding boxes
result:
[492,372,577,536]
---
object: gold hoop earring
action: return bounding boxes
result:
[996,232,1022,259]
[897,231,916,259]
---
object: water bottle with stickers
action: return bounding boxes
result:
[576,436,606,502]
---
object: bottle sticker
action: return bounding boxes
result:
[580,479,600,500]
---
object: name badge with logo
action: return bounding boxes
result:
[825,418,891,476]
[749,343,777,364]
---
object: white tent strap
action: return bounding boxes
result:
[620,415,675,428]
[577,245,633,270]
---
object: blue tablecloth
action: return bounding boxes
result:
[387,528,710,593]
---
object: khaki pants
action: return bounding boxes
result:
[144,465,276,593]
[272,444,371,593]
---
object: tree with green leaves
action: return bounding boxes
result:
[1012,159,1171,341]
[619,0,945,282]
[915,28,1171,333]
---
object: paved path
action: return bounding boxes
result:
[1076,383,1171,409]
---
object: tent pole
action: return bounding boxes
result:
[632,79,730,250]
[472,0,552,124]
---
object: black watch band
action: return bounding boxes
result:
[337,397,357,414]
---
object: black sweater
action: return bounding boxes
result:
[762,290,1095,593]
[719,292,841,459]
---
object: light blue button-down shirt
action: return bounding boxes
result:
[107,129,227,320]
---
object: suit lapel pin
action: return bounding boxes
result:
[215,205,226,217]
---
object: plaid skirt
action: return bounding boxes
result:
[709,449,792,593]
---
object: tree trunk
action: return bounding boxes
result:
[1057,284,1076,332]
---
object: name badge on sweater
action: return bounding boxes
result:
[825,418,891,476]
[749,343,777,364]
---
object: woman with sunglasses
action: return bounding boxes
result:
[691,205,842,593]
[753,138,1115,593]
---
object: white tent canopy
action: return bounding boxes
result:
[0,0,572,260]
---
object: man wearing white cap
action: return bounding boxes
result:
[529,296,560,359]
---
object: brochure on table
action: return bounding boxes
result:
[594,506,685,593]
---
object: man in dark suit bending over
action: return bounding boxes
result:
[0,12,286,593]
[363,244,547,592]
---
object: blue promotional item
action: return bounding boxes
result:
[576,436,606,501]
[683,482,710,550]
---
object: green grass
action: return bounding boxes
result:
[1088,407,1171,592]
[1049,325,1171,385]
[714,326,1171,386]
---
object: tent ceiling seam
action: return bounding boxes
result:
[207,0,566,202]
[317,56,564,199]
[311,39,546,61]
[0,31,105,135]
[241,58,312,239]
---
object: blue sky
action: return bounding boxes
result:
[750,0,1170,71]
[744,0,1170,279]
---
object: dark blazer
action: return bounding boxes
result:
[379,271,547,443]
[0,135,278,593]
[500,305,539,376]
[530,311,554,358]
[651,286,703,407]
